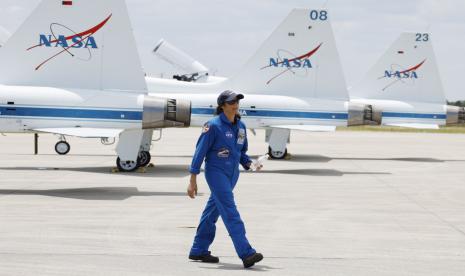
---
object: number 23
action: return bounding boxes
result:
[416,33,429,42]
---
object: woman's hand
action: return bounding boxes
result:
[187,174,198,199]
[247,161,263,171]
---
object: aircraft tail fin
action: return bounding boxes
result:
[350,32,446,104]
[229,8,349,101]
[0,0,146,92]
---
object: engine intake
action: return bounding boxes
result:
[142,96,191,129]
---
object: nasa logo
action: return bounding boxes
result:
[269,58,312,68]
[383,60,426,80]
[384,71,418,79]
[38,34,98,49]
[27,14,112,71]
[381,59,427,91]
[261,43,323,85]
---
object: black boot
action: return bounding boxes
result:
[189,253,219,263]
[242,253,263,268]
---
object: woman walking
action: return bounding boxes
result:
[187,90,263,268]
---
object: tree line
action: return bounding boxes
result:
[447,101,465,107]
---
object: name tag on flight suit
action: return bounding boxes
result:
[217,148,230,158]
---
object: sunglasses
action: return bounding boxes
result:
[225,99,239,105]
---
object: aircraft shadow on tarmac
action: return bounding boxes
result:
[0,165,389,177]
[266,154,465,163]
[154,154,465,164]
[3,153,462,177]
[244,169,390,176]
[0,187,195,200]
[0,164,192,178]
[153,154,465,163]
[15,153,117,157]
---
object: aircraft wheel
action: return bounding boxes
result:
[138,151,151,167]
[55,141,71,155]
[116,157,140,172]
[268,146,287,160]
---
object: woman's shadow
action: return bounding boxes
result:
[199,262,280,272]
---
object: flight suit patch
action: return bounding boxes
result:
[217,148,230,158]
[237,128,245,145]
[202,123,210,133]
[225,131,233,138]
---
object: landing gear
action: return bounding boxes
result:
[138,151,151,167]
[114,130,153,172]
[266,128,290,160]
[268,146,287,160]
[116,157,140,172]
[55,141,70,155]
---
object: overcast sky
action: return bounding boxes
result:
[0,0,464,100]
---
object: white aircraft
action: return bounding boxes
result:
[147,9,354,159]
[350,32,464,129]
[0,0,191,171]
[148,16,464,157]
[3,6,461,161]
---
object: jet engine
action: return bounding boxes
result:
[446,105,465,125]
[142,96,191,129]
[347,103,382,126]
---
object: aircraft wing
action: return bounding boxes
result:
[270,125,336,132]
[385,123,439,129]
[33,128,123,138]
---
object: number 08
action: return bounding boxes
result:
[310,10,328,21]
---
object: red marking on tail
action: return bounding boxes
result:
[399,59,426,74]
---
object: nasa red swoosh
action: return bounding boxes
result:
[27,14,112,51]
[399,59,426,74]
[261,43,323,70]
[285,43,323,63]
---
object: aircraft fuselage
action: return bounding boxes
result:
[0,85,143,133]
[146,77,348,128]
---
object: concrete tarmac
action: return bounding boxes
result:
[0,129,465,275]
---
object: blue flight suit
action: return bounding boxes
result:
[189,112,256,259]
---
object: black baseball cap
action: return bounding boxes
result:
[217,90,244,105]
